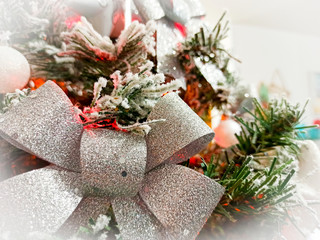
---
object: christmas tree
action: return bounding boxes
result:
[0,0,319,239]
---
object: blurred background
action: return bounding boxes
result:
[201,0,320,133]
[1,1,320,239]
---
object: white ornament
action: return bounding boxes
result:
[0,46,30,93]
[66,0,114,36]
[281,140,320,240]
[214,119,241,148]
[296,140,320,199]
[210,107,222,129]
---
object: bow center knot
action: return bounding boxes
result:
[80,128,147,197]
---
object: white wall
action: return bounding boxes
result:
[199,0,320,124]
[231,25,320,123]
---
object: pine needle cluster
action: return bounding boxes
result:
[195,98,315,237]
[177,12,239,119]
[83,62,181,135]
[234,98,311,158]
[177,12,236,84]
[27,17,156,91]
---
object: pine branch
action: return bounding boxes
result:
[28,17,157,91]
[201,156,296,222]
[83,64,181,135]
[177,12,238,116]
[234,98,314,158]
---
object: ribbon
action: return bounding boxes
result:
[0,81,224,240]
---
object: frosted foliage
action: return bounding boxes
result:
[0,0,64,36]
[85,61,182,135]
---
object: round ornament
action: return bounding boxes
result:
[0,46,30,93]
[214,119,241,148]
[296,140,320,198]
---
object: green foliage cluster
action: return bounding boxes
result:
[234,98,311,157]
[196,98,315,237]
[202,157,295,222]
[177,12,236,85]
[177,12,239,120]
[27,18,156,92]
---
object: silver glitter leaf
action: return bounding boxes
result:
[0,166,83,238]
[133,0,165,21]
[146,92,215,172]
[140,164,224,240]
[156,18,185,88]
[158,0,190,24]
[0,81,83,172]
[80,128,147,197]
[194,57,227,89]
[183,0,205,17]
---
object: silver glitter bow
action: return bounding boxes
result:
[0,81,224,240]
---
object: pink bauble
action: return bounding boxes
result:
[0,46,30,93]
[214,119,241,148]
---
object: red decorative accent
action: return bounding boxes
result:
[189,155,202,167]
[65,15,82,29]
[174,22,187,37]
[313,119,320,127]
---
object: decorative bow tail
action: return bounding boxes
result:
[0,81,224,240]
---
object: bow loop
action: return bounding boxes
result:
[0,81,83,171]
[0,166,83,237]
[139,164,224,240]
[146,92,214,172]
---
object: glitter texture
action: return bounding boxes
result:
[185,17,208,37]
[57,197,111,237]
[0,81,224,239]
[156,18,185,88]
[133,0,165,21]
[112,195,170,240]
[0,81,83,171]
[80,129,147,197]
[158,0,190,24]
[0,166,83,237]
[140,164,225,240]
[183,0,205,17]
[146,92,215,172]
[194,57,226,89]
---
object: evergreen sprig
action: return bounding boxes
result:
[198,155,297,240]
[177,12,238,118]
[83,64,181,135]
[177,11,238,85]
[211,157,296,221]
[194,97,314,236]
[26,17,156,92]
[234,98,314,158]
